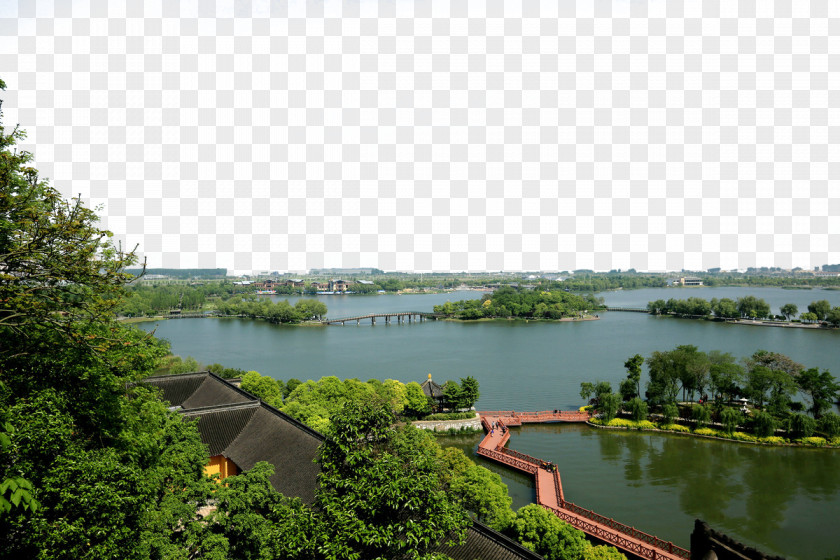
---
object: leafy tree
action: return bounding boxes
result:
[628,397,648,422]
[807,299,832,321]
[780,303,798,321]
[507,503,589,560]
[646,346,708,404]
[584,545,627,560]
[796,368,840,418]
[598,392,621,423]
[751,410,776,438]
[748,350,804,378]
[459,376,480,409]
[449,457,515,531]
[708,351,744,402]
[579,381,612,407]
[736,296,771,319]
[790,414,816,438]
[201,462,318,560]
[826,307,840,327]
[800,312,819,323]
[443,380,464,410]
[817,413,840,438]
[691,404,711,429]
[0,83,224,558]
[647,299,667,315]
[314,400,470,560]
[719,407,741,435]
[284,377,303,399]
[712,298,739,319]
[404,381,432,418]
[661,403,679,426]
[623,354,644,399]
[240,370,284,407]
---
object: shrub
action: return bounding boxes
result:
[603,418,656,430]
[694,427,718,437]
[790,414,817,438]
[730,431,757,442]
[691,404,711,429]
[628,397,648,422]
[752,411,776,438]
[818,412,840,438]
[422,412,477,421]
[661,403,679,426]
[798,436,827,446]
[598,392,621,423]
[758,436,786,445]
[719,407,741,435]
[661,423,690,433]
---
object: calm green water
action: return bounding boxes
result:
[137,287,840,559]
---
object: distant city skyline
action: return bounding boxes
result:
[2,0,837,274]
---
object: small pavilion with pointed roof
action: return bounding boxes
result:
[420,373,446,411]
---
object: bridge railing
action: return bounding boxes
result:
[516,410,591,422]
[552,469,564,504]
[555,501,690,559]
[321,311,435,323]
[476,447,538,475]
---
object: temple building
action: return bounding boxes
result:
[140,371,544,559]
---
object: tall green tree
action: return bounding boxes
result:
[459,376,480,409]
[623,354,644,399]
[314,401,470,560]
[0,79,218,558]
[779,303,798,321]
[807,300,831,321]
[796,368,840,418]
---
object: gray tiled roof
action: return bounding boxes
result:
[141,371,254,409]
[421,378,445,398]
[437,522,545,560]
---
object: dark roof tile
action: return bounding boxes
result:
[437,522,545,560]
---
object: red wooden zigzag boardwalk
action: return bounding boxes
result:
[477,411,690,560]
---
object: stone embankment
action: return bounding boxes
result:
[412,414,482,432]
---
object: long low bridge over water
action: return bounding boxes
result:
[477,410,690,560]
[320,311,440,325]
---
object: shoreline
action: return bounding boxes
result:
[585,419,840,449]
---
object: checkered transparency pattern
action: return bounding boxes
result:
[1,0,837,273]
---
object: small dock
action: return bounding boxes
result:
[477,410,690,560]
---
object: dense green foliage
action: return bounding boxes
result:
[217,296,327,323]
[581,344,840,443]
[315,401,471,560]
[508,504,590,560]
[434,286,603,320]
[648,295,840,326]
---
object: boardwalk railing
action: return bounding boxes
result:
[476,446,538,475]
[547,504,689,560]
[478,410,690,560]
[478,410,590,423]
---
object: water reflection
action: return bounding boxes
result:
[443,425,840,560]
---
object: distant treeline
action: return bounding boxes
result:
[216,297,328,323]
[648,296,840,325]
[434,286,604,320]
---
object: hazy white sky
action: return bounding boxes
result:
[2,0,838,273]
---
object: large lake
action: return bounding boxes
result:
[137,287,840,559]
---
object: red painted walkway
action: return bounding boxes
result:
[477,411,690,560]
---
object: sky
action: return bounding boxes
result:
[1,0,838,273]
